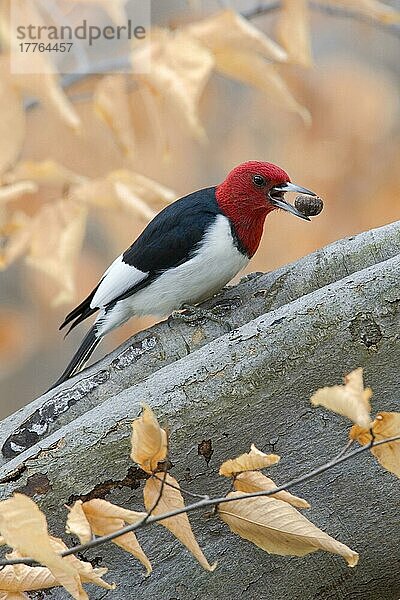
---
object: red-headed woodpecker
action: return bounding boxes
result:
[53,161,316,388]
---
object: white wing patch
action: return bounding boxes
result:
[90,254,148,309]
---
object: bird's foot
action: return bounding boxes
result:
[170,303,232,331]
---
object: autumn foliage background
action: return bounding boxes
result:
[0,0,399,416]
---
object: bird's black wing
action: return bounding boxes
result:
[121,186,219,272]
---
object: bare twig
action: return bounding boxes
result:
[243,1,400,38]
[1,434,398,568]
[333,438,354,461]
[152,473,210,500]
[143,467,168,523]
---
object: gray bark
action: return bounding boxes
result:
[0,220,399,600]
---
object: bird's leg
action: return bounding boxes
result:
[170,303,232,331]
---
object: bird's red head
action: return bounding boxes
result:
[216,161,315,257]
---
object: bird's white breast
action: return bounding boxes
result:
[96,214,248,335]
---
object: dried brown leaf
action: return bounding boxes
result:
[66,501,92,545]
[81,499,151,575]
[311,368,372,428]
[234,471,310,509]
[143,474,216,571]
[131,404,168,473]
[186,9,287,62]
[350,412,400,478]
[0,560,56,592]
[49,537,115,590]
[219,492,358,566]
[3,160,86,187]
[219,444,280,477]
[26,199,87,305]
[136,29,214,140]
[277,0,312,67]
[0,494,87,599]
[21,72,81,132]
[214,50,311,124]
[94,74,136,158]
[0,78,25,176]
[81,498,146,525]
[73,169,175,215]
[0,182,38,203]
[114,182,156,220]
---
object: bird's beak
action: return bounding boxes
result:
[269,182,317,221]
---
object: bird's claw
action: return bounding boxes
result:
[170,304,232,331]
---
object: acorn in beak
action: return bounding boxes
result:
[269,182,317,221]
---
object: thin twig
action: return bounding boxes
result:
[1,435,398,567]
[333,438,354,461]
[243,1,400,38]
[146,468,168,519]
[152,473,209,500]
[241,1,280,18]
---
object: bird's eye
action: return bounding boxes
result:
[252,174,266,187]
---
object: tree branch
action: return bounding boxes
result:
[1,434,398,567]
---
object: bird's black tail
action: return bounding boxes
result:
[49,326,101,391]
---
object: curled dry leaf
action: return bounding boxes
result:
[73,169,175,215]
[114,182,157,221]
[219,444,280,477]
[0,555,56,593]
[311,368,372,428]
[3,160,87,187]
[48,536,115,590]
[0,494,87,599]
[350,412,400,478]
[322,0,400,24]
[213,51,311,124]
[26,199,88,305]
[234,471,310,509]
[26,72,81,132]
[144,474,216,572]
[218,491,358,566]
[135,29,214,140]
[277,0,312,67]
[186,9,287,62]
[66,501,92,545]
[130,404,168,473]
[0,78,25,176]
[93,74,136,158]
[81,499,151,575]
[0,182,37,203]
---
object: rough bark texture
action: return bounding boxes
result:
[0,221,399,600]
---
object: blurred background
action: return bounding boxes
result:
[0,0,399,417]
